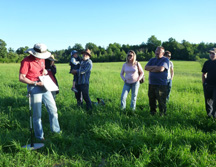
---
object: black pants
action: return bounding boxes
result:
[148,84,167,115]
[75,84,92,110]
[203,83,216,117]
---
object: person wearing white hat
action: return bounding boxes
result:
[19,43,61,140]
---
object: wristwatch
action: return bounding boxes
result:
[34,81,37,86]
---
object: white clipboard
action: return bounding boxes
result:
[39,75,59,91]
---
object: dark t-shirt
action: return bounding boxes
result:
[202,59,216,85]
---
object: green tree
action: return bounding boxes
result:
[0,39,7,60]
[72,43,84,52]
[16,46,29,54]
[147,35,161,52]
[85,42,99,54]
[162,37,184,60]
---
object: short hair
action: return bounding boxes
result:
[126,50,136,64]
[156,46,165,52]
[164,51,171,57]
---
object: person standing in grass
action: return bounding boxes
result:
[164,51,174,102]
[145,46,169,116]
[69,50,81,93]
[202,48,216,119]
[120,50,144,111]
[45,54,59,99]
[71,49,93,111]
[19,43,61,140]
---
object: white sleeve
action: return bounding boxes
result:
[71,57,80,65]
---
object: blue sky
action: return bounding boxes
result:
[0,0,215,51]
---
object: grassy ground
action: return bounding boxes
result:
[1,61,216,167]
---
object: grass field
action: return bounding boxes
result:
[1,61,216,166]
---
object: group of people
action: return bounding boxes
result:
[120,46,174,116]
[19,43,216,141]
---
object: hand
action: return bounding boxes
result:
[37,81,44,86]
[43,69,48,75]
[71,70,77,75]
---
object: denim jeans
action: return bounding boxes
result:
[167,79,172,101]
[27,85,60,139]
[121,81,140,110]
[75,84,92,110]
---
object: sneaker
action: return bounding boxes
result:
[71,87,78,93]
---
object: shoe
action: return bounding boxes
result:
[71,87,78,93]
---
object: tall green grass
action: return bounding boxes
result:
[1,61,216,166]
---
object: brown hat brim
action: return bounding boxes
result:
[81,51,91,57]
[48,57,58,61]
[209,51,216,54]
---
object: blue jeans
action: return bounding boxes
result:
[121,81,140,110]
[167,79,172,101]
[27,85,60,139]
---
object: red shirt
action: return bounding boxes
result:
[19,55,45,81]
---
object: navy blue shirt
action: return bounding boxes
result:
[146,57,169,85]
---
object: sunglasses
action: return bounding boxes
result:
[128,54,133,57]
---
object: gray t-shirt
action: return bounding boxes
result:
[167,61,173,79]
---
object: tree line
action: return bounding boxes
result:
[0,35,215,63]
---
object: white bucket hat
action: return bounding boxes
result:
[25,43,51,59]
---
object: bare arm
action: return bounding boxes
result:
[145,65,157,71]
[120,65,126,82]
[19,73,43,86]
[202,73,207,84]
[145,65,165,72]
[137,62,144,81]
[171,67,174,80]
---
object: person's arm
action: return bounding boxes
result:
[151,66,165,72]
[145,65,156,71]
[71,57,80,65]
[19,73,43,86]
[145,65,165,72]
[202,73,207,84]
[137,62,144,81]
[120,64,126,82]
[171,67,174,80]
[77,61,92,74]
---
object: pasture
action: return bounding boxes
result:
[1,61,216,167]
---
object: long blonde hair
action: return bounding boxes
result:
[126,50,136,65]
